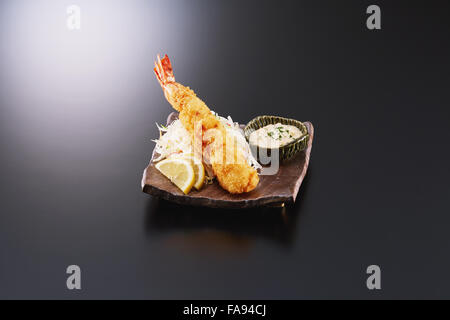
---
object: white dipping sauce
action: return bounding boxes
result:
[249,123,302,148]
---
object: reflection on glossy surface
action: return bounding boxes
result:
[144,173,311,255]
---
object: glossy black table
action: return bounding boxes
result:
[0,0,449,299]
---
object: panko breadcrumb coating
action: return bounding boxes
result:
[154,54,259,194]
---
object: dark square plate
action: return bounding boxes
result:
[141,112,314,208]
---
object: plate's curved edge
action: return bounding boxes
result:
[291,121,314,202]
[142,178,292,209]
[141,164,150,190]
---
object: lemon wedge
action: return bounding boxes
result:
[169,154,205,190]
[155,158,195,194]
[190,157,205,190]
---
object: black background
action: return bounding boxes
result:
[0,0,449,299]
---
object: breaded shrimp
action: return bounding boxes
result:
[154,54,259,194]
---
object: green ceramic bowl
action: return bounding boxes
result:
[244,115,309,161]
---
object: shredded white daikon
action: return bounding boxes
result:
[152,120,193,162]
[152,112,261,171]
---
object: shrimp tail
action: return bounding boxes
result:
[154,54,175,88]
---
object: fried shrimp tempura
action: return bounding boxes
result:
[154,54,259,194]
